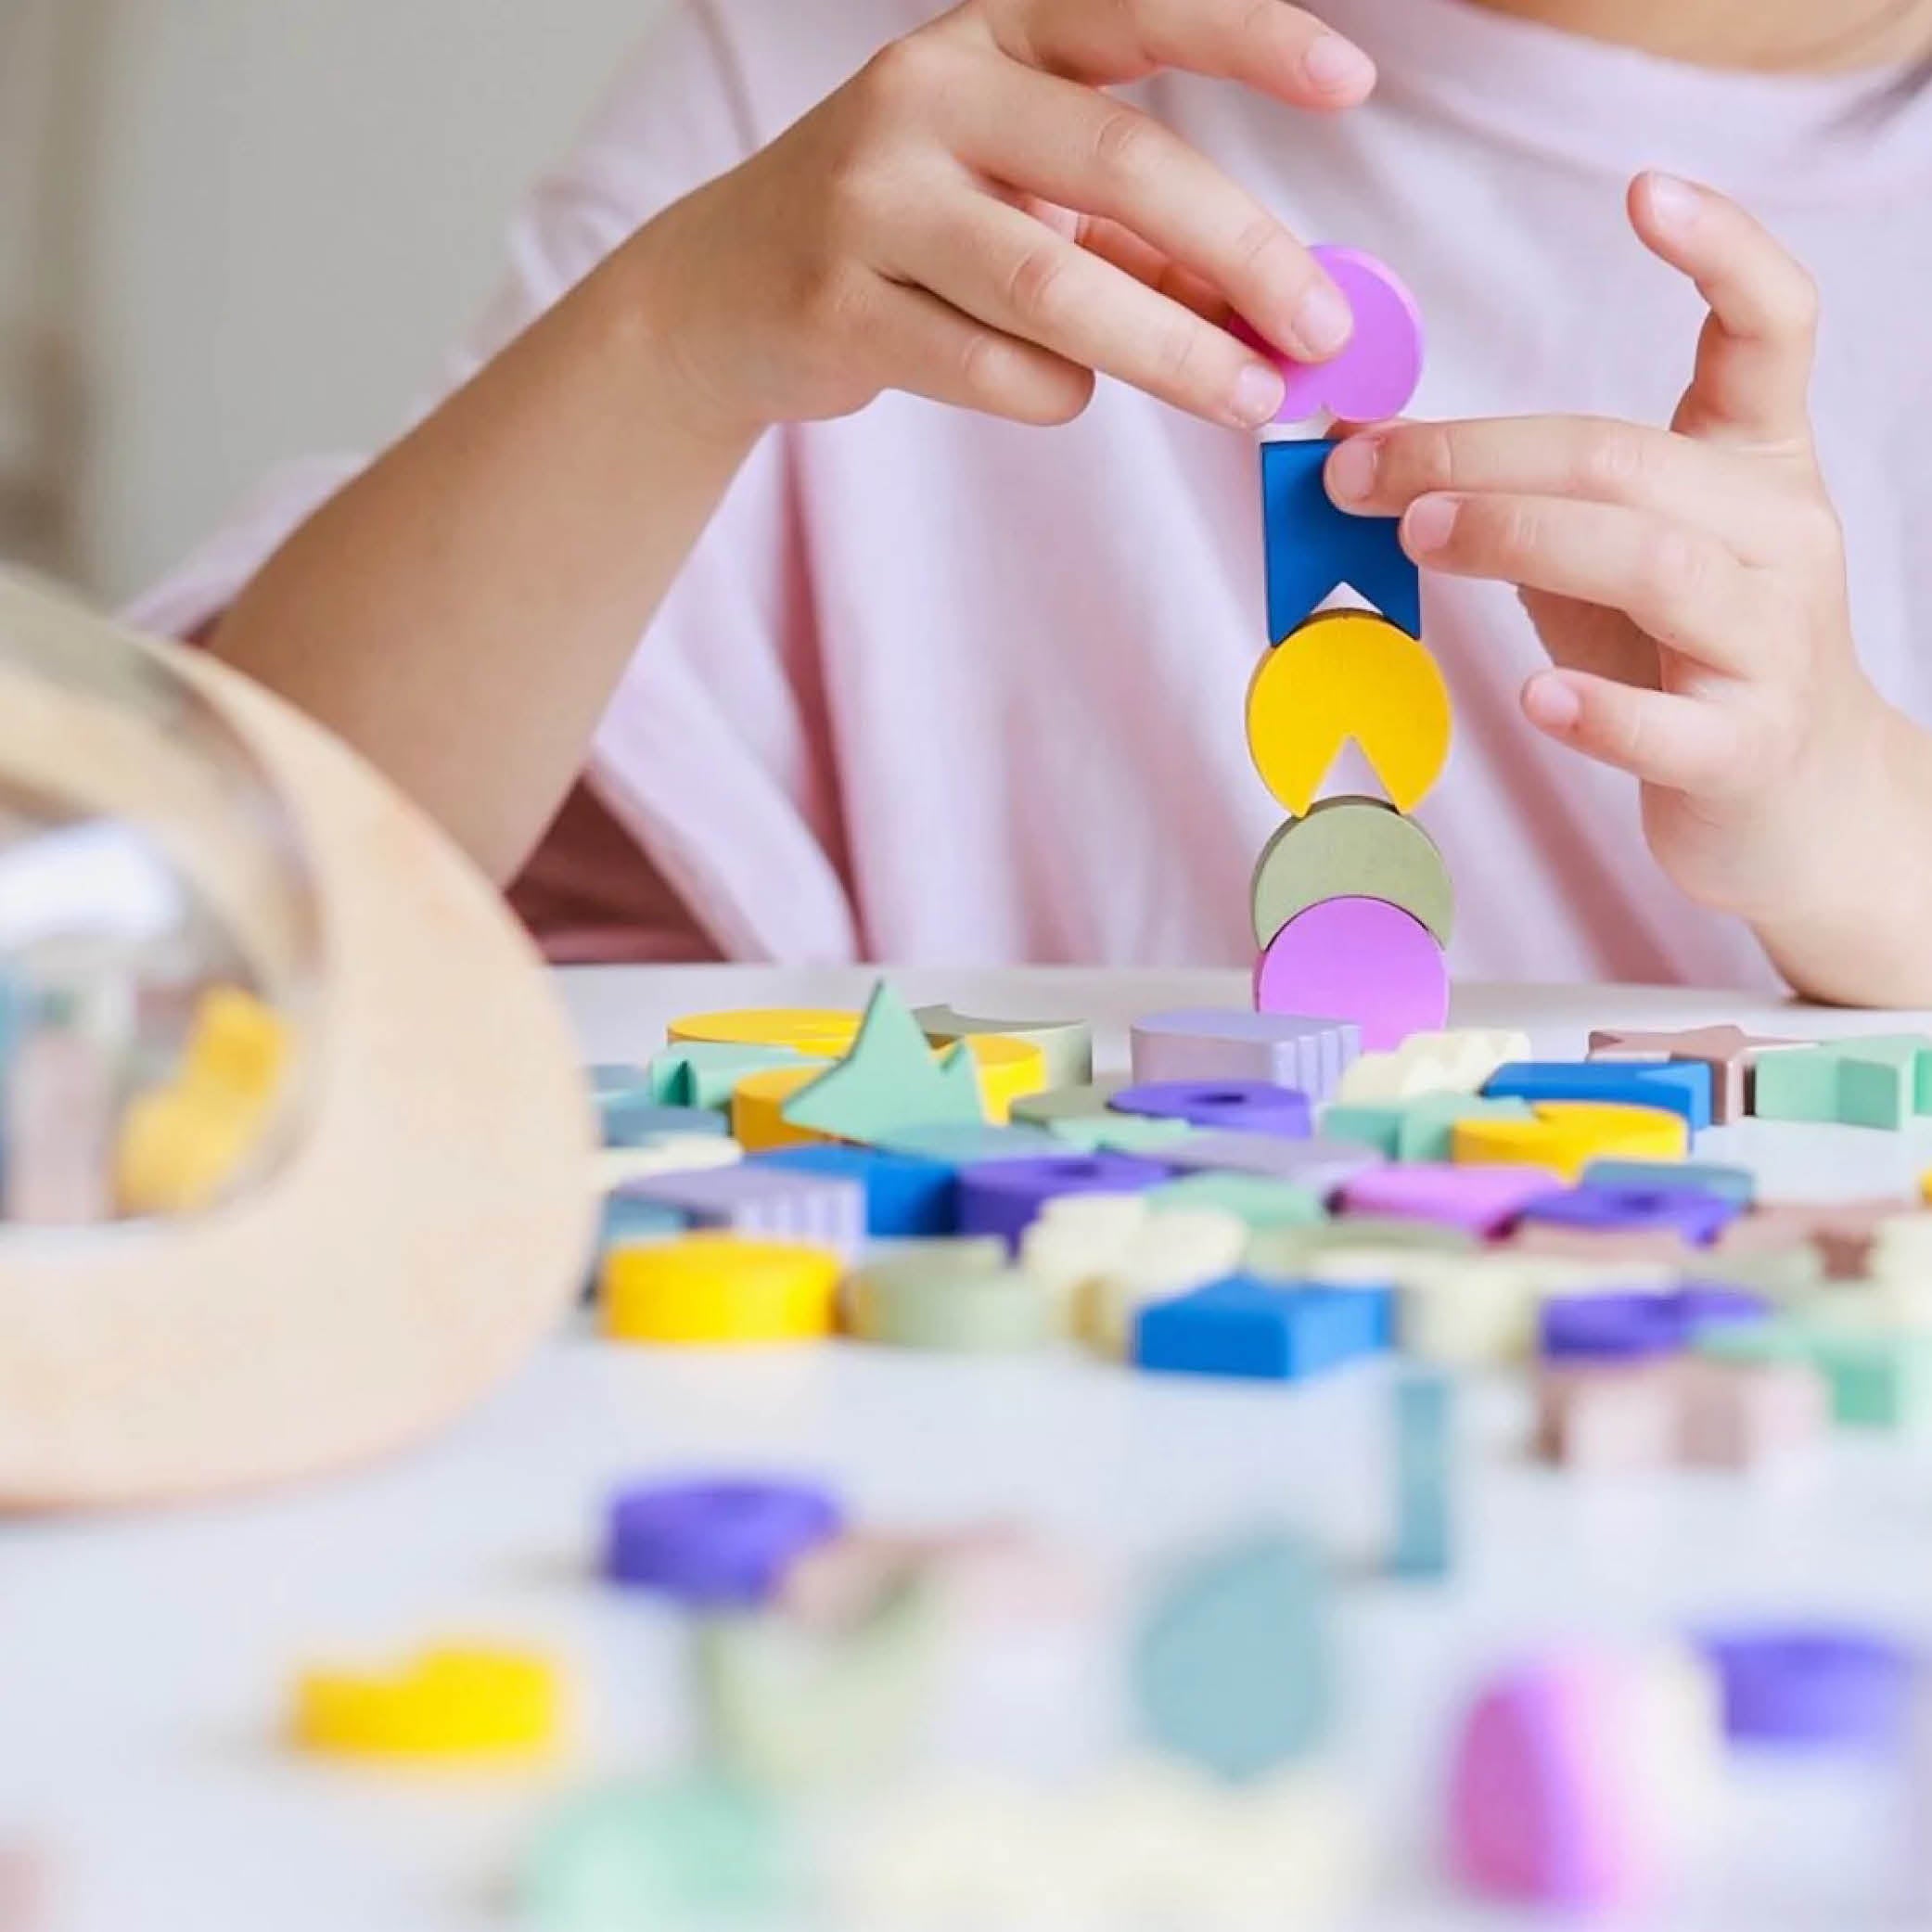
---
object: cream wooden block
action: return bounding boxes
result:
[0,579,595,1509]
[1334,1029,1532,1104]
[1081,1209,1249,1358]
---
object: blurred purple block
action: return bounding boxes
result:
[606,1478,844,1606]
[1130,1009,1360,1102]
[1542,1285,1768,1363]
[956,1152,1169,1250]
[1111,1080,1311,1138]
[623,1164,865,1258]
[1520,1184,1742,1247]
[1339,1164,1554,1238]
[1160,1132,1381,1197]
[1696,1627,1914,1751]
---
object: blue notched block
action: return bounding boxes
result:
[1481,1059,1713,1133]
[1260,439,1422,644]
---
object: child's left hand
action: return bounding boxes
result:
[1323,173,1932,1002]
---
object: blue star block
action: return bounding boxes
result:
[1261,439,1421,645]
[1135,1276,1391,1382]
[1481,1058,1713,1133]
[749,1144,959,1238]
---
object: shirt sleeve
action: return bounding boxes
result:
[122,0,862,965]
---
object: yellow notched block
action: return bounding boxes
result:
[732,1066,837,1151]
[293,1645,562,1761]
[1246,610,1452,817]
[603,1233,841,1344]
[958,1036,1047,1124]
[1452,1101,1687,1183]
[671,1009,863,1056]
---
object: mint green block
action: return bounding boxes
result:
[1322,1105,1404,1158]
[1011,1079,1129,1125]
[646,1041,808,1110]
[1148,1171,1326,1230]
[1753,1036,1932,1130]
[1323,1095,1534,1163]
[1701,1320,1932,1428]
[1047,1112,1197,1155]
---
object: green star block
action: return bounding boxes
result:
[1753,1035,1932,1130]
[780,982,985,1144]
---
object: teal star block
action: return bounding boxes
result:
[780,982,985,1145]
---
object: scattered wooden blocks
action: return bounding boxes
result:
[598,1097,731,1149]
[595,1134,743,1194]
[669,1009,862,1056]
[848,1239,1055,1352]
[1671,1357,1830,1470]
[1135,1276,1389,1382]
[1335,1029,1532,1104]
[1713,1199,1910,1281]
[602,1235,842,1345]
[956,1153,1169,1250]
[1483,1059,1714,1132]
[1452,1101,1687,1182]
[1044,1111,1199,1155]
[293,1645,563,1762]
[1536,1363,1680,1471]
[1128,1008,1359,1101]
[1324,1093,1534,1163]
[1539,1286,1766,1363]
[1589,1025,1805,1126]
[872,1122,1062,1165]
[1702,1319,1932,1431]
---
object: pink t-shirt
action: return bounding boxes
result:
[128,0,1932,986]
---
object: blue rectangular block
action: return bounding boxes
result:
[1260,438,1422,644]
[750,1143,959,1237]
[1135,1276,1390,1382]
[1481,1059,1713,1133]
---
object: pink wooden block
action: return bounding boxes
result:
[1535,1364,1677,1472]
[1508,1225,1695,1265]
[1236,245,1426,426]
[1667,1357,1828,1471]
[1254,898,1450,1055]
[1338,1163,1554,1238]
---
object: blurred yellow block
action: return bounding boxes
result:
[1452,1102,1686,1183]
[182,986,290,1103]
[116,1085,262,1217]
[732,1066,836,1151]
[603,1234,841,1344]
[671,1009,862,1056]
[293,1645,562,1760]
[958,1036,1047,1123]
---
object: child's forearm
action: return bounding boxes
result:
[208,226,759,885]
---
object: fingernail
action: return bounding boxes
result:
[1325,436,1380,505]
[1302,34,1376,98]
[1525,672,1582,732]
[1646,173,1702,238]
[1293,280,1353,360]
[1231,361,1287,428]
[1405,495,1459,555]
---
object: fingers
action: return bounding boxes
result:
[894,190,1289,426]
[1325,415,1795,563]
[1522,667,1754,794]
[1629,172,1819,452]
[970,0,1376,107]
[1401,492,1759,674]
[951,66,1349,360]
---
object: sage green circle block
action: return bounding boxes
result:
[1249,796,1454,951]
[849,1239,1054,1352]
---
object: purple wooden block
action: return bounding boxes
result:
[1160,1132,1382,1196]
[956,1153,1170,1250]
[606,1478,844,1606]
[1110,1080,1311,1138]
[1696,1627,1913,1751]
[1129,1008,1360,1102]
[1542,1286,1769,1363]
[623,1164,865,1258]
[1339,1164,1554,1238]
[1521,1184,1742,1247]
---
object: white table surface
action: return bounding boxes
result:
[9,966,1932,1932]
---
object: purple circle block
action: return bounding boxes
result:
[1695,1628,1915,1751]
[1521,1185,1742,1247]
[606,1478,843,1606]
[1541,1286,1767,1363]
[956,1153,1170,1251]
[1234,245,1425,426]
[1110,1080,1311,1139]
[1254,897,1448,1055]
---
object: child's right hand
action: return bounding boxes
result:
[634,0,1375,439]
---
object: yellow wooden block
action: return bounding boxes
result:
[959,1036,1047,1124]
[115,1084,263,1217]
[1451,1101,1687,1183]
[1246,610,1452,817]
[603,1234,840,1344]
[181,985,291,1105]
[1921,1170,1932,1207]
[293,1644,562,1760]
[671,1010,862,1056]
[732,1066,837,1151]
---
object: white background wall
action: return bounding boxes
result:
[73,0,671,603]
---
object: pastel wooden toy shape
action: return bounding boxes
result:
[1588,1024,1804,1125]
[1324,1094,1533,1164]
[751,1144,959,1238]
[1695,1626,1914,1751]
[1452,1100,1688,1182]
[1081,1209,1252,1357]
[1129,1007,1359,1101]
[782,983,986,1141]
[731,1065,836,1152]
[1713,1198,1908,1281]
[1011,1078,1128,1125]
[1670,1357,1829,1470]
[1338,1162,1555,1238]
[1254,898,1451,1055]
[670,1008,862,1056]
[1484,1058,1713,1132]
[914,1004,1094,1091]
[1448,1648,1721,1911]
[602,1235,842,1345]
[1390,1372,1454,1580]
[873,1121,1061,1164]
[599,1096,730,1149]
[1146,1171,1326,1229]
[1249,797,1454,950]
[605,1477,843,1605]
[1703,1318,1932,1431]
[646,1040,809,1109]
[1247,610,1451,816]
[1259,439,1421,646]
[847,1239,1055,1352]
[1110,1079,1311,1138]
[1159,1129,1382,1195]
[622,1163,864,1257]
[1580,1158,1757,1208]
[1750,1033,1932,1130]
[1518,1183,1743,1247]
[956,1151,1170,1249]
[595,1134,743,1193]
[1135,1276,1389,1381]
[293,1645,563,1761]
[1044,1111,1198,1155]
[1134,1534,1334,1782]
[1242,245,1426,425]
[1334,1028,1530,1104]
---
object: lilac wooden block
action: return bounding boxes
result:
[1339,1163,1554,1238]
[624,1164,865,1258]
[1520,1184,1742,1247]
[1110,1080,1311,1138]
[1236,244,1426,426]
[1129,1008,1359,1102]
[1542,1286,1769,1365]
[1160,1132,1382,1197]
[1254,899,1450,1055]
[1695,1627,1913,1751]
[606,1478,844,1606]
[955,1153,1169,1251]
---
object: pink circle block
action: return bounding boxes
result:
[1254,896,1448,1053]
[1235,244,1425,427]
